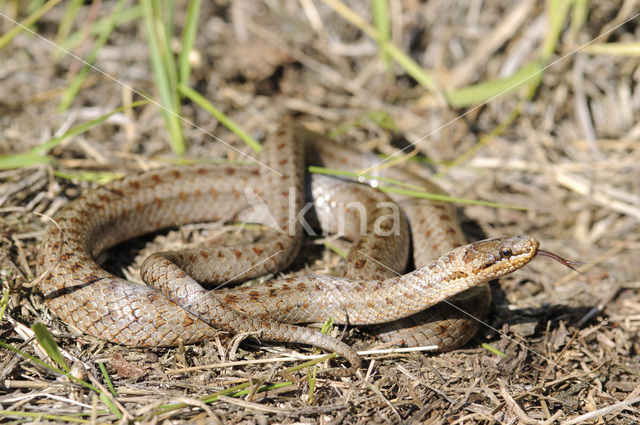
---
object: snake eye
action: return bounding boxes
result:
[500,248,512,258]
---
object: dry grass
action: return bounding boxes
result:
[1,0,640,423]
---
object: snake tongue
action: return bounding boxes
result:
[536,249,582,273]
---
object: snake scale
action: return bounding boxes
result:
[37,122,543,373]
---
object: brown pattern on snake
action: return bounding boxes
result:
[37,123,540,374]
[295,127,490,347]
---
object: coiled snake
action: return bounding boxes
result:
[37,122,551,374]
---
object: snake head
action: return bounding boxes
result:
[463,234,539,280]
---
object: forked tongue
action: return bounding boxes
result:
[536,249,583,274]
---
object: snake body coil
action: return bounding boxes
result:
[37,124,539,373]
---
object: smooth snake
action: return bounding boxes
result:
[37,122,547,374]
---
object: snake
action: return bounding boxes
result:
[37,122,549,374]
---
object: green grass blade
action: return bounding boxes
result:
[152,380,292,417]
[308,316,337,403]
[157,1,179,103]
[569,0,589,41]
[0,410,90,423]
[307,362,317,404]
[525,0,570,99]
[97,362,117,397]
[371,0,390,67]
[440,101,523,171]
[446,60,544,108]
[321,0,438,93]
[100,392,122,419]
[61,5,142,52]
[326,110,397,138]
[309,165,527,210]
[162,0,175,43]
[0,153,52,170]
[34,100,148,155]
[382,41,438,92]
[222,382,293,399]
[58,0,128,112]
[0,339,123,417]
[179,0,202,84]
[365,109,398,132]
[308,165,426,191]
[52,0,83,60]
[53,170,123,184]
[0,340,71,382]
[379,185,527,210]
[195,382,256,404]
[0,340,95,393]
[445,0,572,169]
[0,289,9,321]
[481,342,506,357]
[320,316,335,334]
[542,0,572,61]
[582,42,640,56]
[0,0,64,50]
[323,240,348,258]
[141,0,185,154]
[0,100,146,170]
[285,353,338,373]
[179,83,262,152]
[31,322,70,372]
